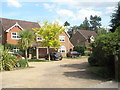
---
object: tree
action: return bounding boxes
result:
[110,2,120,32]
[64,21,70,26]
[33,21,65,61]
[97,28,107,36]
[18,29,35,67]
[90,15,102,33]
[79,17,90,30]
[73,45,85,56]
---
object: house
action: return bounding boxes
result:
[34,31,73,59]
[70,30,97,47]
[0,18,73,58]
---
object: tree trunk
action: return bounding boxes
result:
[47,46,50,61]
[25,49,29,67]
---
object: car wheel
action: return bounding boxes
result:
[59,57,62,60]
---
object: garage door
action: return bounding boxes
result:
[38,48,47,58]
[38,48,58,58]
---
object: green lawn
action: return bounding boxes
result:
[28,59,49,62]
[64,56,89,59]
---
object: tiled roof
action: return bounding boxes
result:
[0,18,40,31]
[78,30,97,39]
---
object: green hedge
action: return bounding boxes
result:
[88,28,120,79]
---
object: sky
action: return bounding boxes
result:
[0,0,119,27]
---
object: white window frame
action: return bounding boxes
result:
[37,37,42,41]
[13,48,19,52]
[11,32,21,40]
[60,46,66,53]
[59,36,65,42]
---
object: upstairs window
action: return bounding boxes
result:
[37,37,42,41]
[77,40,80,43]
[59,36,65,42]
[11,32,20,39]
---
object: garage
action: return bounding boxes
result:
[38,48,58,58]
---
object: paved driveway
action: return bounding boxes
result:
[1,58,119,88]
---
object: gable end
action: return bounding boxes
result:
[6,22,23,32]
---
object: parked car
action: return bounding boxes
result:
[66,51,81,58]
[45,52,63,60]
[10,53,25,59]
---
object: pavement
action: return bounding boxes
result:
[0,58,119,88]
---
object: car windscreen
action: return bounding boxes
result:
[71,51,78,54]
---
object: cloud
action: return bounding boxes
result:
[72,9,102,21]
[7,0,22,7]
[56,9,74,17]
[43,3,55,11]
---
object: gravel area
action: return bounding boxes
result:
[0,58,119,88]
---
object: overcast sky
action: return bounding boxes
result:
[0,0,119,27]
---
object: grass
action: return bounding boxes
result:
[28,59,49,62]
[64,56,89,59]
[88,66,114,80]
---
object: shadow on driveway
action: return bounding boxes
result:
[61,62,107,81]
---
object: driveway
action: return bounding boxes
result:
[1,58,119,88]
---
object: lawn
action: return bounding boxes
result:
[28,59,49,62]
[64,56,89,59]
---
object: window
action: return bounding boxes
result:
[37,37,42,41]
[59,36,65,42]
[13,48,19,52]
[60,46,66,53]
[11,32,20,39]
[77,40,80,43]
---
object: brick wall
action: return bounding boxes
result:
[6,26,22,45]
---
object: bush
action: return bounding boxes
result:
[73,45,85,56]
[1,49,19,71]
[88,54,98,66]
[0,45,4,70]
[18,59,27,67]
[88,30,120,79]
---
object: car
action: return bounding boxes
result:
[45,52,63,60]
[10,53,25,59]
[66,51,81,58]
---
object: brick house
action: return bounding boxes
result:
[70,30,97,47]
[0,18,73,58]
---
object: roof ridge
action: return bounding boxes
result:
[0,17,38,23]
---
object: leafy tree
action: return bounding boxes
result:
[110,2,120,32]
[90,15,102,33]
[64,21,70,26]
[18,29,35,67]
[67,25,79,38]
[73,45,85,56]
[97,28,107,36]
[79,17,90,30]
[33,21,65,61]
[89,28,120,77]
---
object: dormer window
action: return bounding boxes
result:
[11,32,21,39]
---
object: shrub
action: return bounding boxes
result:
[0,45,4,70]
[88,54,98,66]
[1,49,19,71]
[89,30,120,79]
[18,59,27,67]
[73,45,85,56]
